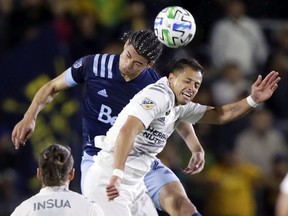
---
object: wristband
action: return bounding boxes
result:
[112,169,124,179]
[246,95,259,108]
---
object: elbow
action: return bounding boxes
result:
[214,107,233,125]
[119,125,132,136]
[218,118,230,125]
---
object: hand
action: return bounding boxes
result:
[183,151,205,174]
[106,175,122,201]
[251,71,281,103]
[11,117,35,149]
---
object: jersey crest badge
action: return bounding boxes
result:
[141,98,156,110]
[73,58,83,68]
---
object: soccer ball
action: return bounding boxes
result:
[154,6,196,48]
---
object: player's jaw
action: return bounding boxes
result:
[176,88,197,105]
[119,44,150,80]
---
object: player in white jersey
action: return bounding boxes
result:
[11,144,104,216]
[11,29,205,216]
[276,173,288,216]
[84,57,280,216]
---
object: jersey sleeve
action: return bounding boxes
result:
[128,86,171,128]
[178,102,207,124]
[64,68,77,87]
[69,55,95,84]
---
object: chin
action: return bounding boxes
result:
[178,100,188,105]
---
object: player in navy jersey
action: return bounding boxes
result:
[12,30,205,216]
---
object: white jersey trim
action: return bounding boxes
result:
[64,68,77,87]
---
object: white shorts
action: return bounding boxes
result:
[83,152,158,216]
[81,152,179,210]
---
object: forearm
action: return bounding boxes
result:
[113,116,144,171]
[24,73,68,119]
[113,130,135,171]
[199,96,255,125]
[25,83,59,119]
[217,97,255,124]
[176,121,204,154]
[177,121,205,174]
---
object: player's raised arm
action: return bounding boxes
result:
[11,72,69,149]
[198,70,280,125]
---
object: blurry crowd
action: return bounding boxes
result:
[0,0,288,215]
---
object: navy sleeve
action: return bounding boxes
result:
[70,55,95,84]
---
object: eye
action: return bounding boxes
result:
[126,51,132,58]
[135,62,142,67]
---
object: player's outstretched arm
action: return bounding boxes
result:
[198,70,281,125]
[176,121,205,174]
[11,72,69,149]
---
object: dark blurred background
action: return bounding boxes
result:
[1,0,288,215]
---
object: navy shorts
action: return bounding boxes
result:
[144,158,180,210]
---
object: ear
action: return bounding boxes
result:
[36,168,42,181]
[168,73,174,82]
[146,62,154,68]
[67,168,75,181]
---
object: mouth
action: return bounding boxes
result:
[120,66,128,74]
[182,92,192,101]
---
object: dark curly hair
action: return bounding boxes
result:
[38,144,74,186]
[122,29,163,63]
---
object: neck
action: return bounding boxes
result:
[120,72,140,81]
[42,181,69,188]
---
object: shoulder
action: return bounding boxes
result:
[73,54,119,67]
[241,16,261,29]
[143,67,161,81]
[212,18,230,29]
[11,196,35,216]
[142,77,175,108]
[146,77,169,93]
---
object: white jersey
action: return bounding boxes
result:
[280,173,288,194]
[11,186,104,216]
[95,77,207,173]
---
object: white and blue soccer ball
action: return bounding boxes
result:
[154,6,196,48]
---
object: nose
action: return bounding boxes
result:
[187,84,197,94]
[187,83,194,91]
[125,59,133,69]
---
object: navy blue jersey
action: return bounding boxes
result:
[68,54,161,155]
